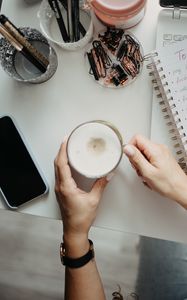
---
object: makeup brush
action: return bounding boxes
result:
[0,15,49,71]
[0,25,47,73]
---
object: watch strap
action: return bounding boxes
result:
[60,239,94,268]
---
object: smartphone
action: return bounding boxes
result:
[0,116,49,209]
[160,0,187,8]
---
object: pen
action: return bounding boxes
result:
[0,25,47,73]
[72,0,80,41]
[59,0,86,37]
[67,0,74,41]
[0,14,49,69]
[48,0,70,42]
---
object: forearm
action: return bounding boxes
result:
[64,235,106,300]
[65,260,105,300]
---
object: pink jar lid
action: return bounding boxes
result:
[91,0,146,17]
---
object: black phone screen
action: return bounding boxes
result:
[160,0,187,7]
[0,116,48,208]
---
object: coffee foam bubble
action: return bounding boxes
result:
[67,122,122,178]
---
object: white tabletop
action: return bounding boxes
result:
[1,0,187,244]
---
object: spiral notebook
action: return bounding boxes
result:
[148,8,187,174]
[148,40,187,173]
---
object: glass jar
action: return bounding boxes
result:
[90,0,147,28]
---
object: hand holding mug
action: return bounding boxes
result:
[54,140,109,252]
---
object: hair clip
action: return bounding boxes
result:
[125,34,139,47]
[92,40,112,77]
[87,40,112,80]
[92,40,111,67]
[118,72,128,85]
[112,64,126,77]
[111,76,120,86]
[99,27,124,53]
[87,29,143,87]
[87,52,99,81]
[133,48,143,64]
[91,48,105,78]
[122,56,136,77]
[116,40,128,61]
[129,55,138,71]
[105,64,128,86]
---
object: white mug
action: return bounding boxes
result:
[67,120,124,178]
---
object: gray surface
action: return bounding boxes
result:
[0,209,139,300]
[1,209,187,299]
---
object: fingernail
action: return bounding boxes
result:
[63,135,68,143]
[106,172,115,181]
[124,145,135,157]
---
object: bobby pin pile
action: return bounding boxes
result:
[86,27,143,88]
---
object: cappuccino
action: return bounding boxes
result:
[67,121,123,178]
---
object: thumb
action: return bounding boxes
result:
[124,144,152,175]
[90,177,108,199]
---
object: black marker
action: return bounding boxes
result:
[87,52,99,81]
[48,0,70,42]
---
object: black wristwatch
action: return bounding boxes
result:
[60,239,95,268]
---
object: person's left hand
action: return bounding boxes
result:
[54,140,109,246]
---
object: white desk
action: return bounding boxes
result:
[1,0,187,244]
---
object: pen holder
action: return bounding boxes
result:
[38,0,93,51]
[0,27,58,84]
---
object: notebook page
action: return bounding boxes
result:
[150,9,187,160]
[157,42,187,152]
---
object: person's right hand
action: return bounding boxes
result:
[124,135,187,209]
[54,140,109,257]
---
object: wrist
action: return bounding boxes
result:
[170,176,187,209]
[63,232,90,258]
[60,239,94,268]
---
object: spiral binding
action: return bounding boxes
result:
[147,52,187,173]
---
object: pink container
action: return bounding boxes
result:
[91,0,147,28]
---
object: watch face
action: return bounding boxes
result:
[60,243,65,265]
[160,0,187,7]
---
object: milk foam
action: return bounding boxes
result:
[67,122,122,178]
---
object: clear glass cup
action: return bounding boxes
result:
[38,0,93,51]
